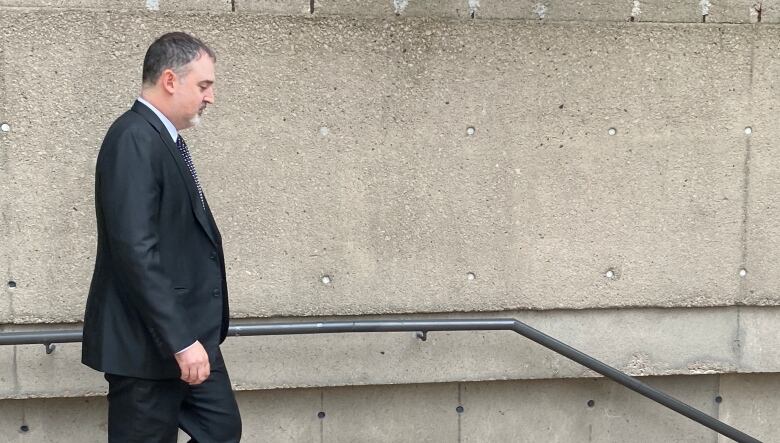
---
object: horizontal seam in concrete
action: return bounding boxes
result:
[3,371,779,401]
[2,305,779,329]
[0,9,775,34]
[0,5,230,12]
[0,7,766,25]
[9,301,780,324]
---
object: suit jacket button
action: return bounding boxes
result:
[212,289,221,297]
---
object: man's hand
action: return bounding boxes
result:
[175,341,210,385]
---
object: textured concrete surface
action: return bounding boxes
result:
[235,0,311,14]
[322,383,459,442]
[0,346,16,395]
[474,0,706,22]
[0,388,324,442]
[0,10,116,324]
[312,0,462,18]
[461,375,721,442]
[13,342,104,398]
[738,307,780,371]
[231,387,322,443]
[718,373,779,443]
[0,0,772,23]
[0,396,107,442]
[0,0,763,22]
[3,306,778,399]
[744,25,780,307]
[160,0,232,11]
[243,0,760,22]
[0,0,231,11]
[705,0,760,23]
[0,5,777,443]
[0,39,11,325]
[2,374,776,442]
[0,13,764,324]
[759,2,780,23]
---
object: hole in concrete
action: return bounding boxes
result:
[715,396,723,404]
[466,127,476,136]
[604,268,619,280]
[456,405,465,414]
[0,123,10,132]
[20,425,29,433]
[608,128,617,136]
[466,272,476,281]
[587,400,595,408]
[7,281,16,288]
[744,127,753,136]
[317,411,326,419]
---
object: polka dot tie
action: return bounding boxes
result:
[176,135,205,210]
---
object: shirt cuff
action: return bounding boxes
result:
[175,341,198,355]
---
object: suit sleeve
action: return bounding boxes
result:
[97,128,195,355]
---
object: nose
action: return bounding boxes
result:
[204,86,215,104]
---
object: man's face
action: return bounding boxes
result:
[172,52,215,130]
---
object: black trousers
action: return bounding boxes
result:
[105,350,241,443]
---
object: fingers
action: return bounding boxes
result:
[179,361,210,385]
[175,341,211,385]
[191,362,211,385]
[180,367,190,383]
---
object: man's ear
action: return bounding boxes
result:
[160,69,177,94]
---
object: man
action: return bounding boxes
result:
[82,32,241,442]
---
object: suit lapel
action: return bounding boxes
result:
[131,101,219,247]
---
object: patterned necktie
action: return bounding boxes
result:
[175,135,205,210]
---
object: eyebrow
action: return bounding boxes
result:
[198,80,214,86]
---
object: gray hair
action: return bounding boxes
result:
[142,32,216,87]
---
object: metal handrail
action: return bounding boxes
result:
[0,318,762,443]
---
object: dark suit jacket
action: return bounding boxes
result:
[82,101,229,379]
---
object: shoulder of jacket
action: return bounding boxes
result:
[104,112,162,147]
[97,113,166,167]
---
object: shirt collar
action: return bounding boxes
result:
[137,96,178,143]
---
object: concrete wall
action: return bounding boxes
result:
[0,11,777,322]
[3,306,780,398]
[1,1,779,442]
[1,374,778,442]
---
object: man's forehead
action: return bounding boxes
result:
[191,54,215,69]
[187,56,215,80]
